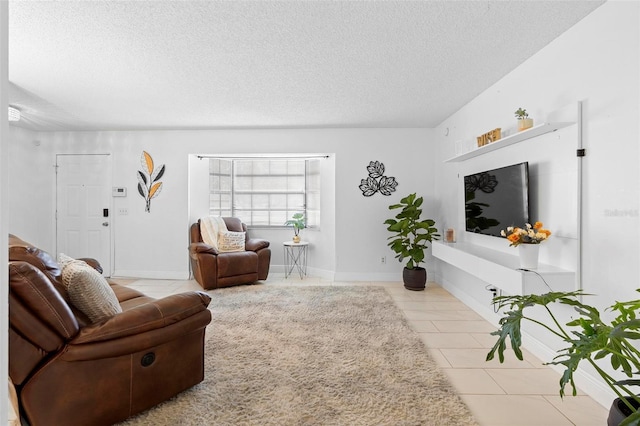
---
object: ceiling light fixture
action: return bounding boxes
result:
[8,106,21,122]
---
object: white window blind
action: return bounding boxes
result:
[209,158,321,227]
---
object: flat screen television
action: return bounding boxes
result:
[464,162,529,237]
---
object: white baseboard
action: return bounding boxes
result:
[112,270,190,280]
[272,264,335,281]
[333,272,400,282]
[334,267,437,283]
[271,267,428,283]
[307,266,335,281]
[516,330,615,409]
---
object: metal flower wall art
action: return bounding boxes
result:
[359,161,398,197]
[137,151,166,212]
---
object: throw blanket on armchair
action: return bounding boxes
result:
[200,216,228,251]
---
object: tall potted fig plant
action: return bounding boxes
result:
[384,193,440,291]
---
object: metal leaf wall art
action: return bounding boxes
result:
[359,161,398,197]
[137,151,165,212]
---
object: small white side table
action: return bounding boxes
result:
[283,241,309,279]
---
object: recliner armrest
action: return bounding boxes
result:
[189,242,219,255]
[72,291,212,344]
[246,238,270,252]
[78,257,103,274]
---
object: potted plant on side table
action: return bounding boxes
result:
[284,212,306,243]
[486,290,640,426]
[384,193,440,291]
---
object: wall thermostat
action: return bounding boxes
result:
[112,187,127,197]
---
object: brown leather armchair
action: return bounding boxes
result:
[189,217,271,289]
[8,234,212,426]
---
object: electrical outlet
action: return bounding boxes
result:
[380,256,386,264]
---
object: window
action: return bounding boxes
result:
[209,157,321,227]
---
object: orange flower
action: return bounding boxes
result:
[501,221,551,247]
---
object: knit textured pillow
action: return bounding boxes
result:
[218,231,246,253]
[59,253,122,323]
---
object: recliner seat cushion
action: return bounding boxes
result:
[217,251,258,277]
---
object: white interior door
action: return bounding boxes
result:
[56,154,111,275]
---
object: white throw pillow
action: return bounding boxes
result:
[58,253,85,279]
[59,253,122,323]
[218,231,246,253]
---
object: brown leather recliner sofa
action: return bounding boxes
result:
[189,217,271,290]
[8,234,212,426]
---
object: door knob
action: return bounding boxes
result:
[102,222,109,227]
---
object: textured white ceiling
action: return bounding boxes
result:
[8,0,604,131]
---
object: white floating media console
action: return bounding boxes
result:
[432,241,575,295]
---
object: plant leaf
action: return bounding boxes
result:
[137,182,147,198]
[137,170,148,186]
[366,161,385,178]
[359,177,378,197]
[620,410,640,426]
[378,176,398,196]
[151,164,166,182]
[486,308,525,364]
[149,182,163,199]
[141,151,154,175]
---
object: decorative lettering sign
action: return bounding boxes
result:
[476,128,502,147]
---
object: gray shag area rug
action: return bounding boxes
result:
[122,285,478,425]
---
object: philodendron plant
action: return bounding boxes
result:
[487,290,640,426]
[284,212,306,237]
[384,193,440,270]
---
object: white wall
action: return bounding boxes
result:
[433,0,639,407]
[7,127,51,243]
[7,128,435,281]
[1,0,9,421]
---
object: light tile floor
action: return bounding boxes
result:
[116,275,609,426]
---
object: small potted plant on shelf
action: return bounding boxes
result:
[384,193,440,291]
[486,290,640,426]
[284,212,306,243]
[515,107,534,131]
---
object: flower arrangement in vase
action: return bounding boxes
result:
[501,222,551,269]
[501,221,551,246]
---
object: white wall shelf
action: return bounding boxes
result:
[445,122,574,163]
[432,241,575,295]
